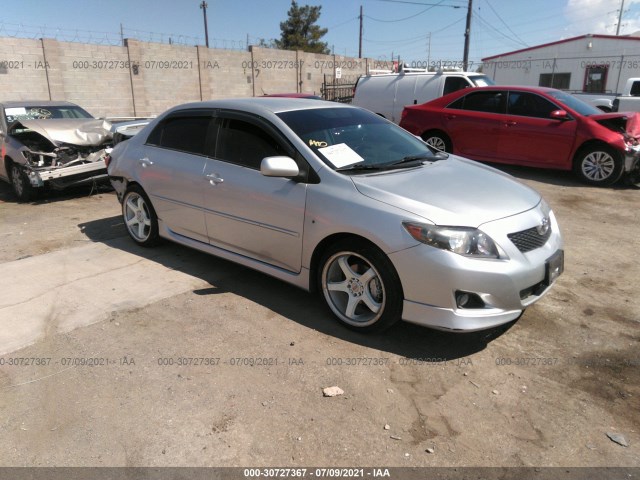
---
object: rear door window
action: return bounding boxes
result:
[449,91,506,114]
[147,114,213,156]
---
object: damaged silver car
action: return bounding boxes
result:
[0,101,113,201]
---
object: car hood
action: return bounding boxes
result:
[589,112,640,138]
[351,157,541,227]
[11,119,113,146]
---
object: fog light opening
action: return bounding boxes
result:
[455,291,485,309]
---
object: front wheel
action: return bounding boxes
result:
[8,163,35,202]
[319,240,403,332]
[122,185,160,247]
[574,145,623,186]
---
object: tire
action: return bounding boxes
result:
[8,163,35,202]
[421,131,452,153]
[122,185,160,247]
[573,145,624,186]
[318,240,403,332]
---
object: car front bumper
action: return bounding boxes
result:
[27,160,108,188]
[389,208,563,331]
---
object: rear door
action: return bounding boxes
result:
[134,110,213,242]
[202,112,307,272]
[443,90,506,159]
[499,91,577,167]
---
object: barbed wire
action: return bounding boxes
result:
[0,21,248,50]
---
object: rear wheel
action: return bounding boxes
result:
[8,163,35,202]
[318,240,403,332]
[574,145,623,186]
[122,185,160,247]
[421,131,452,153]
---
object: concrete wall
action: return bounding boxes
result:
[0,36,378,118]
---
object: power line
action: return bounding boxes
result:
[483,0,528,47]
[375,0,465,6]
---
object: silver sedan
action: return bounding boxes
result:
[107,98,563,332]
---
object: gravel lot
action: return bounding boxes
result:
[0,167,638,468]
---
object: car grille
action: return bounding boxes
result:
[508,225,551,253]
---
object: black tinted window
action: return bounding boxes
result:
[147,116,210,155]
[460,91,506,113]
[217,119,284,169]
[508,92,558,118]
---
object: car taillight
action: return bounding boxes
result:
[104,153,112,168]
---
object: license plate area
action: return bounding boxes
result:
[545,249,564,286]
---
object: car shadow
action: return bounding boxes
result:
[79,215,515,362]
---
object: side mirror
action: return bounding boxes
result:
[260,156,299,178]
[550,109,570,121]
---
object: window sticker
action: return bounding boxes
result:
[317,143,364,168]
[5,107,26,117]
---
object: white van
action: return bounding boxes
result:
[352,71,494,123]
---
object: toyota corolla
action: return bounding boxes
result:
[107,98,563,332]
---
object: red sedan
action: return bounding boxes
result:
[400,86,640,186]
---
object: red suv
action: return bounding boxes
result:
[400,86,640,186]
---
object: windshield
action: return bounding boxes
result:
[277,107,439,171]
[545,91,601,116]
[4,105,93,124]
[470,75,495,87]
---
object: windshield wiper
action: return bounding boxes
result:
[384,151,447,167]
[335,163,384,172]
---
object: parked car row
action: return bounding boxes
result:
[1,93,565,335]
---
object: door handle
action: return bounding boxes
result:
[206,173,224,185]
[138,157,154,167]
[504,121,517,127]
[445,114,457,120]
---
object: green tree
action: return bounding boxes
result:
[275,1,330,54]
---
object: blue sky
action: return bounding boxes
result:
[1,0,638,65]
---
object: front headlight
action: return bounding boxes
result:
[403,222,499,258]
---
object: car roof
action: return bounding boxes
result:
[457,86,558,94]
[0,100,81,108]
[166,97,351,116]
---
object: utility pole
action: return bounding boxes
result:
[426,33,431,70]
[616,0,626,35]
[359,5,363,58]
[463,0,472,71]
[120,23,124,46]
[200,1,209,48]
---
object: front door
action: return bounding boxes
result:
[202,115,307,273]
